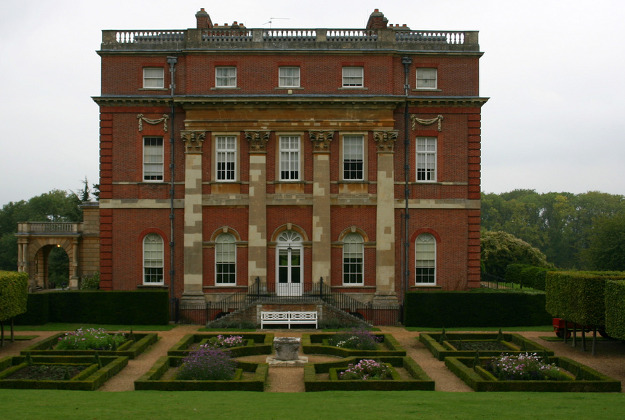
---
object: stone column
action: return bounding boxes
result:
[373,131,399,305]
[245,131,270,289]
[70,238,80,289]
[181,130,207,305]
[309,131,333,285]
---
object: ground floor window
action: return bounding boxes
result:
[215,233,236,284]
[143,233,164,284]
[415,233,436,284]
[343,232,364,284]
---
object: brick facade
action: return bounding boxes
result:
[94,9,487,306]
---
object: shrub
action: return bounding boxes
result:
[0,271,28,321]
[328,329,380,350]
[205,335,245,349]
[488,353,567,381]
[339,359,391,380]
[176,347,235,381]
[79,272,100,290]
[55,328,126,351]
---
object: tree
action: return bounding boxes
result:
[583,214,625,271]
[481,230,549,278]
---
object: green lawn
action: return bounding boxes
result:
[0,390,623,419]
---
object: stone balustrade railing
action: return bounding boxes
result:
[17,222,81,235]
[101,28,479,51]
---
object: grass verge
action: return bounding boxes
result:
[0,390,624,419]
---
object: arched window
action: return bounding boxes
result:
[143,233,164,284]
[343,233,364,285]
[415,233,436,284]
[215,233,236,284]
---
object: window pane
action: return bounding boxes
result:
[279,136,300,180]
[144,234,164,284]
[416,137,436,182]
[416,234,436,284]
[216,136,236,181]
[144,138,163,181]
[279,67,300,87]
[342,67,363,87]
[143,68,164,88]
[216,67,236,87]
[417,68,437,89]
[343,233,363,284]
[216,233,236,284]
[343,135,364,180]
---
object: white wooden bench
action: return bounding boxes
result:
[261,311,318,329]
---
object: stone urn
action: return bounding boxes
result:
[273,337,301,361]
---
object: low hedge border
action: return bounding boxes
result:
[167,333,274,357]
[419,332,554,361]
[304,356,434,391]
[301,333,406,357]
[20,332,158,359]
[0,355,128,390]
[134,356,268,391]
[445,356,621,392]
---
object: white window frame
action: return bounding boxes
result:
[416,137,437,182]
[215,66,237,88]
[143,137,164,181]
[342,67,364,87]
[143,67,164,89]
[342,135,364,181]
[279,135,301,181]
[279,67,300,88]
[143,233,164,285]
[416,68,437,89]
[415,233,436,285]
[215,135,237,182]
[215,233,236,285]
[343,233,364,285]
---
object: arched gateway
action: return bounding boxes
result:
[15,203,100,291]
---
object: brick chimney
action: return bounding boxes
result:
[196,8,213,29]
[366,9,388,29]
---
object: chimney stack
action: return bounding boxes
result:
[196,8,213,29]
[366,9,388,29]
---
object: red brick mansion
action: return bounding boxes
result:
[92,9,486,313]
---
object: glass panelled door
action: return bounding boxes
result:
[276,231,303,296]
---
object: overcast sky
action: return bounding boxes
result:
[1,0,624,206]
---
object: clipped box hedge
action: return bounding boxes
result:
[605,280,625,340]
[167,333,274,357]
[445,355,621,392]
[304,356,434,391]
[14,290,169,325]
[404,290,552,327]
[134,356,268,391]
[0,355,128,390]
[21,332,158,359]
[419,332,554,361]
[505,264,549,291]
[0,271,28,322]
[545,271,625,328]
[301,333,405,357]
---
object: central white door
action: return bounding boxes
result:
[276,230,303,296]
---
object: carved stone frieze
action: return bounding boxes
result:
[245,131,271,152]
[181,130,206,154]
[411,114,444,132]
[373,130,398,152]
[137,114,169,132]
[308,130,334,152]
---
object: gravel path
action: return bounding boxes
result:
[2,326,624,392]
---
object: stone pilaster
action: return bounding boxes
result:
[373,130,399,305]
[245,131,270,288]
[309,131,334,284]
[181,130,206,305]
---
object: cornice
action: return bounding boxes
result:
[92,95,489,107]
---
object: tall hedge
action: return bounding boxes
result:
[605,280,625,340]
[545,271,625,328]
[404,290,552,327]
[14,290,169,325]
[505,264,549,290]
[0,271,28,321]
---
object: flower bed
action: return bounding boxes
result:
[167,333,274,357]
[21,330,157,359]
[302,332,405,357]
[304,356,434,391]
[0,355,128,390]
[134,356,268,391]
[419,332,554,361]
[445,354,621,392]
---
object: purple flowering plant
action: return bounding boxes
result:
[206,335,246,349]
[176,347,236,380]
[339,359,391,380]
[56,328,126,351]
[488,352,568,381]
[328,329,380,350]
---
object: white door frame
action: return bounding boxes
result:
[276,230,303,296]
